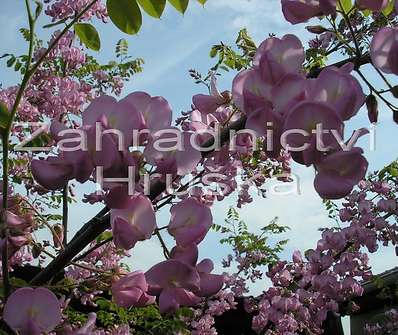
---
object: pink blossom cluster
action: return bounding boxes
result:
[46,31,87,69]
[364,309,398,334]
[44,0,107,22]
[281,0,395,25]
[231,33,368,199]
[251,175,398,334]
[0,31,92,127]
[0,86,40,123]
[66,241,129,282]
[0,182,34,265]
[83,239,129,271]
[62,313,130,334]
[189,289,237,335]
[30,75,90,118]
[29,31,92,118]
[186,75,292,207]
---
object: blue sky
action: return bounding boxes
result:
[2,0,398,330]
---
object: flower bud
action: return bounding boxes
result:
[32,243,42,259]
[52,224,64,248]
[306,25,328,34]
[366,94,378,123]
[221,90,232,102]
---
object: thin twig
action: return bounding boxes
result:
[73,237,113,263]
[62,184,69,245]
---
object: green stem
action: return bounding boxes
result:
[338,1,361,59]
[1,0,35,300]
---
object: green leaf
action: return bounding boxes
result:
[96,231,113,243]
[197,0,207,4]
[388,166,398,177]
[137,0,166,18]
[382,0,395,16]
[168,0,189,13]
[0,102,10,131]
[34,0,43,20]
[362,9,372,16]
[337,0,352,13]
[107,0,142,35]
[6,55,16,68]
[74,23,101,51]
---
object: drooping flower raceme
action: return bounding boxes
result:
[44,0,108,22]
[232,33,367,199]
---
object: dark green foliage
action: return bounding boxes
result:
[209,28,257,72]
[214,208,289,275]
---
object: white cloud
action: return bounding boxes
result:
[127,239,165,271]
[205,0,309,42]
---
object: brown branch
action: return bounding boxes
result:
[308,53,370,78]
[62,184,69,245]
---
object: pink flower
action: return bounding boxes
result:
[122,91,172,133]
[282,101,343,166]
[111,194,156,250]
[168,197,213,247]
[31,156,74,190]
[314,148,368,199]
[232,68,272,113]
[377,199,397,212]
[233,34,304,112]
[112,271,155,308]
[356,0,389,11]
[281,0,336,25]
[308,65,365,121]
[171,245,224,297]
[3,287,62,335]
[145,259,201,314]
[370,27,398,75]
[31,120,94,190]
[143,128,202,176]
[193,75,229,115]
[271,73,307,116]
[83,95,143,147]
[253,34,305,81]
[50,120,94,182]
[196,258,225,297]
